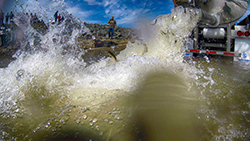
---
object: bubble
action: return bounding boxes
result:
[92,118,98,123]
[74,132,80,138]
[60,116,69,124]
[116,116,123,120]
[76,119,80,124]
[95,125,100,131]
[81,106,89,112]
[83,114,88,120]
[16,69,25,81]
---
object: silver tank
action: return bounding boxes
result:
[175,0,249,26]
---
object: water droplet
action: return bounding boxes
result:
[99,132,103,136]
[109,121,113,124]
[116,116,123,120]
[16,69,25,81]
[76,119,80,124]
[74,132,80,138]
[95,125,100,130]
[83,115,88,120]
[60,116,69,124]
[81,106,89,112]
[92,118,98,123]
[206,116,210,121]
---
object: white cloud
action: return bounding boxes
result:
[103,0,110,7]
[109,8,150,26]
[67,5,93,19]
[102,0,119,8]
[105,9,110,14]
[82,0,118,8]
[84,0,102,6]
[101,0,151,26]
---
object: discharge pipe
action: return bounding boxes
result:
[199,9,219,26]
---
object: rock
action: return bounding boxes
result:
[84,23,139,40]
[31,22,48,35]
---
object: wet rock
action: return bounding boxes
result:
[31,22,48,35]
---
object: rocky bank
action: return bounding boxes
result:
[83,23,139,40]
[0,20,139,61]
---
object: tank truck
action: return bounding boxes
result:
[177,0,250,62]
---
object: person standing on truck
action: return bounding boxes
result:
[107,16,116,39]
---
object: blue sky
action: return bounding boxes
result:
[0,0,173,28]
[66,0,173,27]
[1,0,250,28]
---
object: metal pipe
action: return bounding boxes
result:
[226,25,231,52]
[194,26,198,50]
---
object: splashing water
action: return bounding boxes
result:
[0,0,249,140]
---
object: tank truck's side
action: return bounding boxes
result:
[177,0,250,62]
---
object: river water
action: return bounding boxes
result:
[0,1,249,141]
